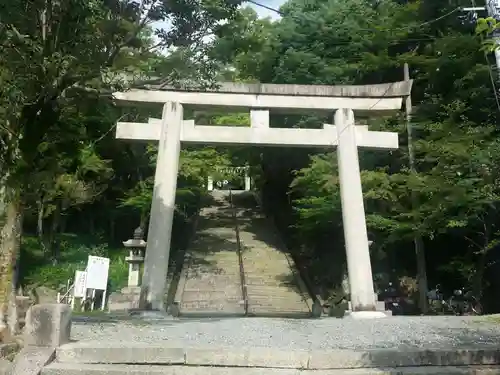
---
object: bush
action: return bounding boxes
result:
[21,234,128,292]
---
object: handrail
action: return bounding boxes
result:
[58,283,74,304]
[229,190,249,315]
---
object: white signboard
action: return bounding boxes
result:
[85,255,110,290]
[73,270,87,298]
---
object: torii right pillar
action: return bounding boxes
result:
[335,108,386,318]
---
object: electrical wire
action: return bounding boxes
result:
[245,0,460,34]
[238,0,495,139]
[242,1,469,56]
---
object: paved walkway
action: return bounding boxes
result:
[71,315,500,350]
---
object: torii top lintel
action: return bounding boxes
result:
[112,80,413,113]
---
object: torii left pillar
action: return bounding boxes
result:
[140,101,183,310]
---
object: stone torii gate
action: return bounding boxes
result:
[113,80,412,317]
[207,166,251,191]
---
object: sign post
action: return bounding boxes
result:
[72,270,87,310]
[85,255,110,311]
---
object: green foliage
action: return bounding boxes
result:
[21,234,127,292]
[213,0,500,304]
[476,17,499,52]
[5,0,500,314]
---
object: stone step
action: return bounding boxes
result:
[246,296,305,303]
[248,302,309,310]
[243,268,291,274]
[245,291,306,298]
[245,285,301,291]
[43,363,500,375]
[52,342,500,370]
[244,282,294,288]
[187,261,239,266]
[184,275,241,282]
[248,304,310,311]
[185,269,239,275]
[181,292,242,301]
[183,269,240,275]
[183,282,241,289]
[247,304,309,312]
[182,288,241,295]
[182,287,241,294]
[246,298,308,306]
[243,259,291,273]
[180,303,243,312]
[186,257,239,263]
[247,310,311,317]
[243,256,289,261]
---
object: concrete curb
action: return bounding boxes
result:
[174,310,246,318]
[40,362,500,375]
[56,343,500,369]
[9,346,55,375]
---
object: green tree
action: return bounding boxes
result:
[0,0,240,335]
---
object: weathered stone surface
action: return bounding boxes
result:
[183,347,309,369]
[56,342,185,364]
[307,348,500,369]
[8,346,55,375]
[144,80,413,98]
[108,290,141,311]
[24,304,71,347]
[42,363,302,375]
[40,363,500,375]
[0,359,11,375]
[55,342,500,369]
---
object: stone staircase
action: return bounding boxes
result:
[173,190,312,317]
[41,340,500,375]
[232,192,312,317]
[174,190,245,316]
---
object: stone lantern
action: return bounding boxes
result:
[122,227,147,293]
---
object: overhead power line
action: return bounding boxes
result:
[242,1,500,114]
[245,0,460,34]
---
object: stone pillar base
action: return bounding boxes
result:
[24,304,71,347]
[128,309,173,321]
[344,310,391,319]
[108,288,141,311]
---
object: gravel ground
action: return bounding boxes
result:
[71,315,500,350]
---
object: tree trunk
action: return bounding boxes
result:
[50,203,61,262]
[473,223,491,299]
[109,215,115,243]
[0,187,23,337]
[415,235,429,314]
[37,199,49,255]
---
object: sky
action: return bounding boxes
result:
[246,0,284,19]
[151,0,285,40]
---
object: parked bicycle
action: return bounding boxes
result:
[380,282,404,315]
[449,286,482,315]
[427,284,482,315]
